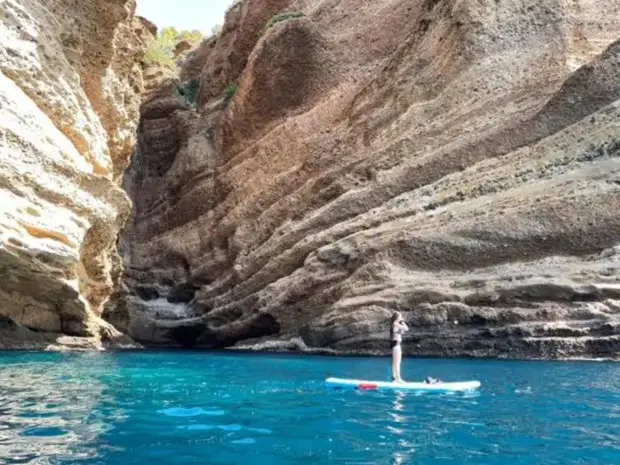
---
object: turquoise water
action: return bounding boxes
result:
[0,351,618,464]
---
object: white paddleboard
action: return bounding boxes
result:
[325,377,481,393]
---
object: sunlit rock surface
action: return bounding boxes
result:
[0,0,147,349]
[117,0,620,358]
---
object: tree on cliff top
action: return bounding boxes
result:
[144,27,203,69]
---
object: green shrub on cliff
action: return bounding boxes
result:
[144,27,203,69]
[264,11,305,31]
[225,82,238,101]
[179,78,201,106]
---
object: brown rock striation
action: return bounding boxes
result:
[195,0,293,104]
[0,0,147,349]
[117,0,620,359]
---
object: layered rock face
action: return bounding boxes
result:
[0,0,147,349]
[117,0,620,359]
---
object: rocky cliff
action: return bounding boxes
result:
[0,0,147,349]
[115,0,620,359]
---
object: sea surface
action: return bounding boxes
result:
[0,351,618,464]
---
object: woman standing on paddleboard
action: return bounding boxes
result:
[390,312,409,383]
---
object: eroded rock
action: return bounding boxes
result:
[117,0,620,358]
[0,0,147,349]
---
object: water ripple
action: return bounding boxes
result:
[0,352,618,464]
[158,407,225,417]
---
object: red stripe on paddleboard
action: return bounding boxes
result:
[358,383,378,390]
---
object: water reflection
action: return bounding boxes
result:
[0,354,121,463]
[383,390,485,464]
[389,392,414,465]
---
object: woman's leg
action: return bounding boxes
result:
[392,345,403,382]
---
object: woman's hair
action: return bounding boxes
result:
[390,312,401,338]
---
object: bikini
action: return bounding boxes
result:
[391,325,405,349]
